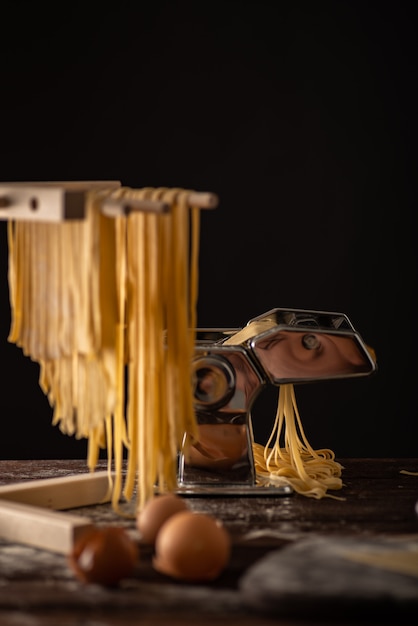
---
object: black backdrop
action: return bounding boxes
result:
[0,1,416,459]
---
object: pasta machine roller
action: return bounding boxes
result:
[178,307,376,495]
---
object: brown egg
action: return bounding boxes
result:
[136,492,189,544]
[153,511,231,582]
[68,526,139,587]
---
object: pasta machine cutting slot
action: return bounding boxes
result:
[178,308,376,495]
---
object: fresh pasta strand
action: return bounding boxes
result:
[122,187,200,511]
[252,384,344,499]
[37,192,119,440]
[7,188,129,487]
[109,192,130,514]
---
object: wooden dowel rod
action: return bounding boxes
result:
[188,191,219,209]
[0,184,219,222]
[101,198,170,217]
[101,191,218,216]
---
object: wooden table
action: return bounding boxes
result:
[0,458,417,625]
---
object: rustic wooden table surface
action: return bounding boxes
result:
[0,458,417,626]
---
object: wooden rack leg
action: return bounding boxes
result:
[0,500,94,555]
[0,471,115,554]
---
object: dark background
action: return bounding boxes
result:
[0,1,416,460]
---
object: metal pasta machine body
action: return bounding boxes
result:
[178,307,377,494]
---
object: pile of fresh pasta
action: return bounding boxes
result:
[6,184,344,510]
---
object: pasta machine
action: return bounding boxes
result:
[178,308,376,495]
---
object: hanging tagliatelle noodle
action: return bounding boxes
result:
[120,187,200,510]
[7,190,117,443]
